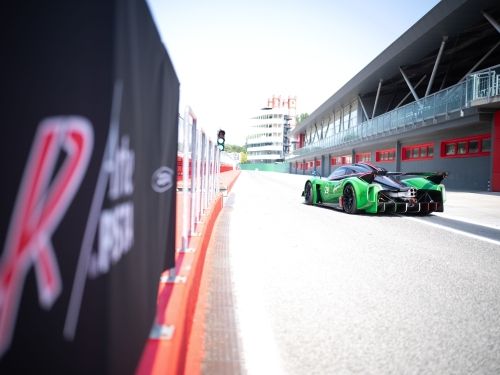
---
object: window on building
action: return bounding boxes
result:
[327,114,335,138]
[355,152,371,162]
[482,138,491,152]
[457,141,467,154]
[334,109,342,134]
[441,134,491,158]
[349,100,358,128]
[402,143,434,161]
[343,105,351,130]
[331,155,352,165]
[445,143,455,155]
[343,155,352,164]
[469,140,479,153]
[375,148,396,162]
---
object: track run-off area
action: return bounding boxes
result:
[212,170,500,374]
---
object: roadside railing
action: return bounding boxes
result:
[467,65,500,102]
[177,107,221,255]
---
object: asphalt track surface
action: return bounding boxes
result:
[203,170,500,375]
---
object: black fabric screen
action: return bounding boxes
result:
[0,0,179,373]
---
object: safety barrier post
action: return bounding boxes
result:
[191,124,200,234]
[180,106,197,252]
[202,133,209,213]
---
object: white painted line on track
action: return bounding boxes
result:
[228,190,285,375]
[431,214,500,231]
[233,283,285,375]
[403,216,500,247]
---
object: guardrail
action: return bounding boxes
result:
[290,64,500,159]
[468,65,500,102]
[177,107,221,254]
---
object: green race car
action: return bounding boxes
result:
[302,162,447,215]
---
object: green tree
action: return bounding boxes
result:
[225,144,246,153]
[296,113,309,124]
[240,151,248,163]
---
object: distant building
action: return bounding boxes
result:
[246,95,297,163]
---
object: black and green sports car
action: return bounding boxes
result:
[302,162,447,215]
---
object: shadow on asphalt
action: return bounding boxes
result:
[302,202,413,218]
[302,201,500,242]
[409,214,500,242]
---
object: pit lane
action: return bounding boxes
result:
[206,170,500,374]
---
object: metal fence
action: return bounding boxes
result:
[468,65,500,101]
[177,106,221,255]
[290,64,500,158]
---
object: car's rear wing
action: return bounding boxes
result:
[357,171,448,184]
[386,171,448,184]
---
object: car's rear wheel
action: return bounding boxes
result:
[304,182,313,205]
[343,184,359,214]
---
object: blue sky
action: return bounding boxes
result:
[146,0,440,145]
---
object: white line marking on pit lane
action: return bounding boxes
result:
[230,191,285,375]
[404,216,500,247]
[432,214,500,231]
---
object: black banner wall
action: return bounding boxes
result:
[0,1,179,374]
